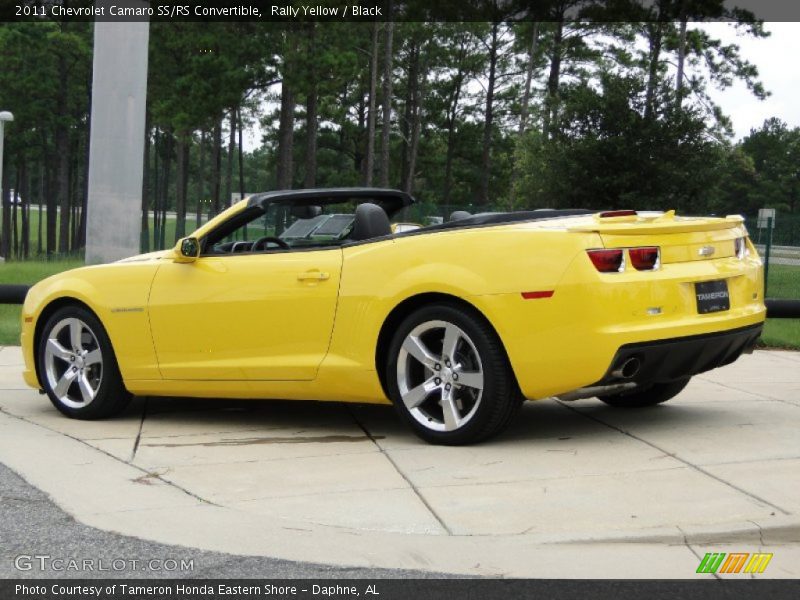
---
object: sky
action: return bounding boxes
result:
[703,22,800,141]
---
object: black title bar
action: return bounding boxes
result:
[4,579,800,600]
[3,0,800,23]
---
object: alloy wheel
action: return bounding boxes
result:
[43,317,103,409]
[396,319,484,432]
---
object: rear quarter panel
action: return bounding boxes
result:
[326,222,764,403]
[323,225,601,400]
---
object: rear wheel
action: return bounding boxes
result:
[386,304,521,445]
[597,378,690,408]
[37,305,131,419]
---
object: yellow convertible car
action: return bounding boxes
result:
[21,188,765,444]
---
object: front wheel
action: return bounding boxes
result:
[597,377,691,408]
[37,305,131,419]
[386,304,521,445]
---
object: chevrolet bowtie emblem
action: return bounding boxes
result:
[698,246,716,257]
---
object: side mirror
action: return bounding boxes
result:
[174,237,200,263]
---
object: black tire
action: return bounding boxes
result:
[597,377,691,408]
[386,303,521,445]
[37,305,132,419]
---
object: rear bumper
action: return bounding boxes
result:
[470,247,765,399]
[592,323,763,387]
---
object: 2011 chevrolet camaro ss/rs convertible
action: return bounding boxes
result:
[20,188,765,444]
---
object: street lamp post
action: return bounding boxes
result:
[0,111,14,206]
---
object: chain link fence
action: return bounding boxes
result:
[744,214,800,302]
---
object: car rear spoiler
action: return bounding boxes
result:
[566,211,746,235]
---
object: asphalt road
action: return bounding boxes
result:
[4,462,799,600]
[0,462,447,579]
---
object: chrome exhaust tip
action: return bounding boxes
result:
[611,357,641,379]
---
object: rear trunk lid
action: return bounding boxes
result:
[566,210,747,264]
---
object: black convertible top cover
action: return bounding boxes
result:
[417,209,597,233]
[247,188,414,219]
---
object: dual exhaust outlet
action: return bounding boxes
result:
[611,356,642,380]
[556,356,643,402]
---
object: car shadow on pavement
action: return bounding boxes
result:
[101,394,731,447]
[16,392,739,448]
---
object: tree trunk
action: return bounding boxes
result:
[141,122,151,252]
[37,165,43,255]
[405,97,422,194]
[400,41,418,192]
[0,162,9,260]
[238,108,245,200]
[355,95,366,174]
[69,142,79,251]
[379,10,394,187]
[337,84,349,169]
[277,82,296,189]
[480,22,500,205]
[364,21,380,186]
[0,161,11,260]
[159,131,173,250]
[152,128,160,249]
[196,130,206,228]
[55,131,71,254]
[443,81,462,204]
[56,53,71,254]
[12,164,19,257]
[304,87,318,188]
[404,47,426,195]
[20,159,29,258]
[304,24,318,188]
[510,23,539,206]
[675,17,688,110]
[175,131,189,241]
[519,23,539,135]
[225,108,236,207]
[443,41,467,204]
[77,137,88,251]
[211,118,222,215]
[543,20,563,140]
[79,69,92,251]
[645,20,664,121]
[38,132,54,255]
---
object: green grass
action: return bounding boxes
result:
[760,264,800,350]
[0,259,83,345]
[761,319,800,350]
[1,258,798,349]
[764,264,800,300]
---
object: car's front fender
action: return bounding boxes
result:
[22,263,162,385]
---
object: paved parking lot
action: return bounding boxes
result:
[0,346,798,578]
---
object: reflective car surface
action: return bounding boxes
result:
[21,188,765,444]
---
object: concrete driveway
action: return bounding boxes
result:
[0,346,798,578]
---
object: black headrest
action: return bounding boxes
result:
[350,203,392,241]
[449,210,471,221]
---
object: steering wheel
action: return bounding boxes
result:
[252,236,290,251]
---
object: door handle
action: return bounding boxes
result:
[297,270,330,281]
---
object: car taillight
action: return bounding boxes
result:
[587,247,661,272]
[734,237,750,260]
[629,246,660,270]
[587,249,625,273]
